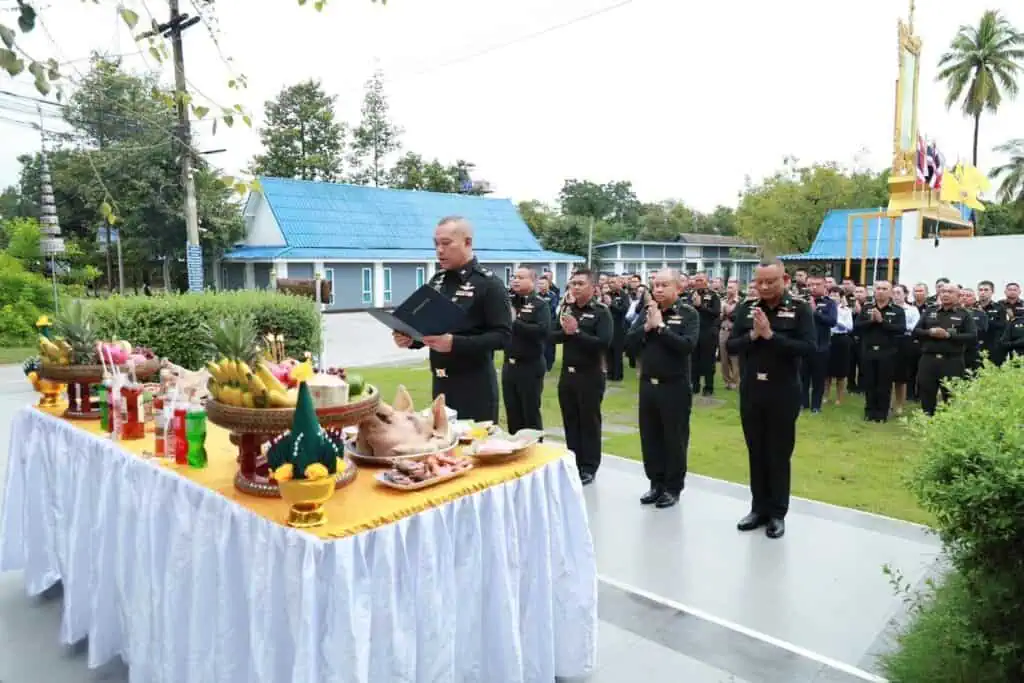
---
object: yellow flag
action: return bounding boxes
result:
[940,163,987,211]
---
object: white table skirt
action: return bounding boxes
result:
[0,408,598,683]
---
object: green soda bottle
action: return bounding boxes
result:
[98,385,109,432]
[185,404,208,468]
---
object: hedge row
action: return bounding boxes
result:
[89,291,323,370]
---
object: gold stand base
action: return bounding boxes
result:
[287,502,327,528]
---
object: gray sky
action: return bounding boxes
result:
[1,0,1023,212]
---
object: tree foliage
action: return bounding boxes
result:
[388,153,489,195]
[249,79,345,182]
[735,158,888,256]
[349,70,403,187]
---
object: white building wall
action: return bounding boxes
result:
[244,195,287,247]
[898,210,1024,290]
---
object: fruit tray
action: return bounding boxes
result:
[207,385,380,434]
[39,359,161,383]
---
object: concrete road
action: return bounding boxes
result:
[320,312,426,369]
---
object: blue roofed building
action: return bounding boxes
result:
[219,177,583,310]
[780,208,903,285]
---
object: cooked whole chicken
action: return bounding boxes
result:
[355,386,453,457]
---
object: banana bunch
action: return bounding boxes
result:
[206,358,297,409]
[38,336,71,365]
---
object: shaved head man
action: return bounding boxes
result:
[392,216,511,422]
[914,282,977,415]
[854,279,904,423]
[503,267,552,433]
[626,268,700,509]
[726,259,815,539]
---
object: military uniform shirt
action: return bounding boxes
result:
[506,292,552,361]
[689,289,722,333]
[726,293,815,386]
[421,258,512,373]
[854,301,906,357]
[980,300,1006,354]
[913,305,978,354]
[625,299,700,379]
[552,299,613,370]
[1000,314,1024,358]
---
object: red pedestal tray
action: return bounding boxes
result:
[206,386,380,498]
[39,360,161,420]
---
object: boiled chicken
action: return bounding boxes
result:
[355,386,452,457]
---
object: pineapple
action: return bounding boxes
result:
[53,300,99,365]
[202,314,261,367]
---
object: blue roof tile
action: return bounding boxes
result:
[780,208,902,261]
[255,177,564,254]
[222,246,584,262]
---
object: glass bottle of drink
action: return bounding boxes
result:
[98,385,109,432]
[121,383,145,440]
[153,396,166,457]
[185,405,207,468]
[105,378,116,434]
[173,405,188,465]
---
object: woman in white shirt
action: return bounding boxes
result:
[892,284,920,416]
[825,286,854,405]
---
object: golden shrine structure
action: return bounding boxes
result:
[843,0,974,282]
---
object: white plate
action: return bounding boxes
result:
[343,434,459,466]
[375,463,473,491]
[467,429,544,462]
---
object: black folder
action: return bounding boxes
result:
[368,284,468,342]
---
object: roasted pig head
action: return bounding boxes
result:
[355,387,452,458]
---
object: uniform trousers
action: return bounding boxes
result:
[718,326,740,387]
[558,367,605,476]
[544,341,556,372]
[690,332,718,393]
[861,353,896,421]
[739,382,800,519]
[638,376,692,494]
[799,348,829,411]
[501,357,545,434]
[917,353,965,416]
[432,364,499,423]
[847,337,863,391]
[606,337,625,381]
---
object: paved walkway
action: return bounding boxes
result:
[320,312,427,368]
[0,349,942,681]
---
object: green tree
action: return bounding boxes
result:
[349,70,403,186]
[250,80,344,181]
[937,11,1024,165]
[2,217,42,267]
[974,201,1024,236]
[694,205,738,235]
[990,138,1024,204]
[558,179,641,226]
[388,153,489,194]
[735,158,888,256]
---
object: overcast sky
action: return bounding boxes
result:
[1,0,1022,212]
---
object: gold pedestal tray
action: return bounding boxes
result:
[206,387,380,497]
[39,360,161,420]
[278,474,340,528]
[233,456,358,498]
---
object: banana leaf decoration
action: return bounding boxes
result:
[266,381,340,478]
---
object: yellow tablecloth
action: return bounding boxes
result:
[38,406,565,540]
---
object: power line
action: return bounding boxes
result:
[387,0,635,83]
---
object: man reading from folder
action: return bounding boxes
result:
[392,216,512,422]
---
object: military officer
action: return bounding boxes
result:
[913,283,978,416]
[999,305,1024,360]
[626,269,699,509]
[958,288,989,372]
[393,216,511,422]
[603,277,630,381]
[727,259,815,539]
[999,282,1024,321]
[977,280,1006,365]
[854,280,905,422]
[537,275,559,371]
[688,272,721,396]
[502,268,552,433]
[552,268,613,485]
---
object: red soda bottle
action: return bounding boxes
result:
[173,405,188,465]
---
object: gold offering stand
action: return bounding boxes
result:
[206,386,380,497]
[39,360,161,419]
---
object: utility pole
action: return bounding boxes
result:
[586,216,595,269]
[143,1,203,292]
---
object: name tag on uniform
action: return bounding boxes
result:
[777,311,795,318]
[522,304,534,311]
[950,317,962,322]
[756,372,768,381]
[455,290,474,297]
[582,313,595,319]
[668,316,682,323]
[435,368,447,378]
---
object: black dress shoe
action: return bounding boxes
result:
[579,472,595,486]
[736,512,767,531]
[640,488,662,505]
[766,518,785,539]
[654,491,679,509]
[701,388,714,397]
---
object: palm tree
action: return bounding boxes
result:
[936,10,1024,166]
[990,139,1024,203]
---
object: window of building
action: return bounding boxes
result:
[504,267,512,286]
[383,267,393,304]
[361,268,372,305]
[415,266,425,288]
[323,268,335,306]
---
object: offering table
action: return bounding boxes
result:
[0,406,597,683]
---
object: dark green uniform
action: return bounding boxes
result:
[999,311,1024,360]
[854,300,905,422]
[502,291,552,434]
[688,288,721,395]
[912,305,978,416]
[964,307,989,372]
[979,300,1006,365]
[552,298,613,482]
[625,298,700,503]
[727,294,815,524]
[418,259,511,422]
[605,289,630,381]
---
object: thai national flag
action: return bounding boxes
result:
[929,144,944,190]
[916,135,927,185]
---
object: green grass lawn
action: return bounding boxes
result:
[0,347,33,365]
[352,352,928,525]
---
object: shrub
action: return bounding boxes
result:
[0,264,55,345]
[884,358,1024,680]
[88,291,323,369]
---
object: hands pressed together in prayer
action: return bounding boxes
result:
[749,308,774,340]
